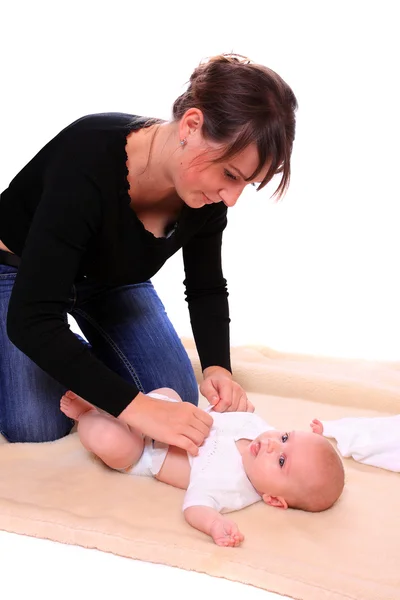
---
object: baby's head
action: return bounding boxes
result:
[241,429,344,512]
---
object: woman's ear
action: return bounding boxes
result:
[179,108,204,140]
[262,494,288,509]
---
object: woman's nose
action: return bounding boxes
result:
[219,189,242,207]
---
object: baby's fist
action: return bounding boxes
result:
[310,419,324,435]
[210,518,244,547]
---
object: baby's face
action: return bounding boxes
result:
[241,429,326,505]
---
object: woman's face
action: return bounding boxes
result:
[172,112,271,209]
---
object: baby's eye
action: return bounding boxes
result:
[224,169,237,181]
[279,455,286,468]
[281,433,289,443]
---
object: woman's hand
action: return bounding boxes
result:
[118,393,213,456]
[200,366,254,413]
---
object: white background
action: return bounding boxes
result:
[1,0,399,362]
[0,2,399,597]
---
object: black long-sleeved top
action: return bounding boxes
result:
[0,113,231,416]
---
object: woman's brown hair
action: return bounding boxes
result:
[172,54,298,198]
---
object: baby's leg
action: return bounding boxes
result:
[60,391,143,471]
[147,388,191,489]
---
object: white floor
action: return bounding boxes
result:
[0,531,289,600]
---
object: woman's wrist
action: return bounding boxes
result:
[203,365,232,379]
[117,391,150,424]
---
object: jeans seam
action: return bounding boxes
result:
[72,307,144,392]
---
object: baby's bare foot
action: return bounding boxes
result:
[60,391,97,421]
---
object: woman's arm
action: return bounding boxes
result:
[7,146,140,416]
[182,203,231,374]
[182,204,252,412]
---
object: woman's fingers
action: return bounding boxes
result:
[184,423,209,447]
[173,434,201,457]
[190,417,212,441]
[235,393,248,412]
[246,398,255,412]
[119,394,214,455]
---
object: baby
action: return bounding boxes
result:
[61,388,345,547]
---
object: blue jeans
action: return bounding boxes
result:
[0,264,198,443]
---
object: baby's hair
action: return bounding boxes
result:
[172,53,298,199]
[290,441,345,512]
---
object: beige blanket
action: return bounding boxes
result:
[1,339,400,600]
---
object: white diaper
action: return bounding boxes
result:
[123,392,177,478]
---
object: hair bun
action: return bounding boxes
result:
[190,53,252,84]
[205,53,252,66]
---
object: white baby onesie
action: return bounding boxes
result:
[183,410,274,514]
[322,415,400,472]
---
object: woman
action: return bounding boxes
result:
[0,54,297,453]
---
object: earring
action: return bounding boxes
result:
[180,138,187,147]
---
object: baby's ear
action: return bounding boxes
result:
[262,494,288,509]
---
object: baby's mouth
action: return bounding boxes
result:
[250,441,260,457]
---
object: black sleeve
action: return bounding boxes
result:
[6,148,140,416]
[182,205,231,373]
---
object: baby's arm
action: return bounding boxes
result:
[184,506,244,547]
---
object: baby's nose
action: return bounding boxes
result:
[266,438,279,453]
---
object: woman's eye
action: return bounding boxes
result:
[224,170,237,181]
[281,433,289,443]
[279,455,286,468]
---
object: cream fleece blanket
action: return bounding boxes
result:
[1,339,400,600]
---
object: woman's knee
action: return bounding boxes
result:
[0,316,72,442]
[0,384,73,443]
[1,412,73,443]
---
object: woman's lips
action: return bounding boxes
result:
[202,193,214,204]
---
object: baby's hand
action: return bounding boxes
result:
[210,517,244,547]
[310,418,324,435]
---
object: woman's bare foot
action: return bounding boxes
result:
[60,390,97,421]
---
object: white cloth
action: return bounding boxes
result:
[322,415,400,472]
[183,409,273,514]
[124,396,273,513]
